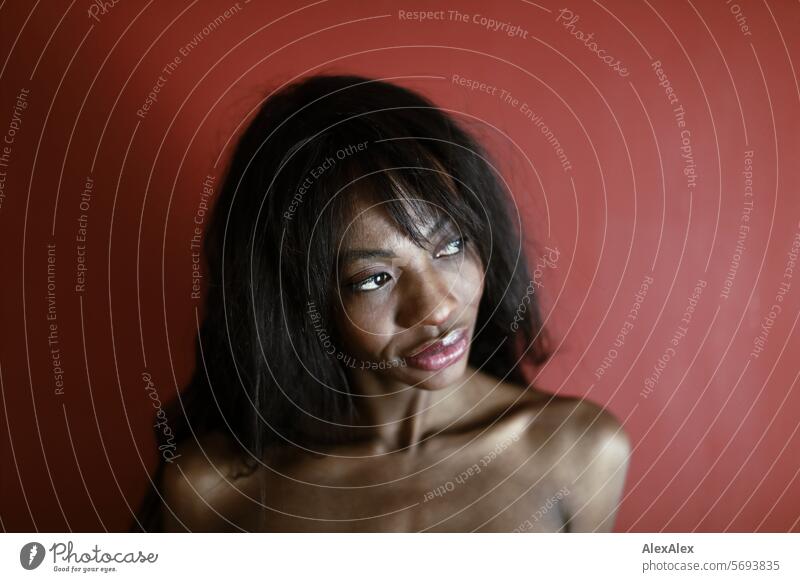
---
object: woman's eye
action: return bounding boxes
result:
[436,237,464,258]
[352,271,392,292]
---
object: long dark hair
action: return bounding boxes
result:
[132,74,552,531]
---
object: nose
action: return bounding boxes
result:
[395,265,458,329]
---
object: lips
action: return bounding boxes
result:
[404,327,470,372]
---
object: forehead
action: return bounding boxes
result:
[338,195,444,249]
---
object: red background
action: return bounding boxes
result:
[1,0,799,532]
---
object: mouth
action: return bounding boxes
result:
[404,327,470,372]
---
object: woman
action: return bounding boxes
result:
[132,74,630,532]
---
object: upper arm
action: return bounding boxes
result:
[556,400,632,532]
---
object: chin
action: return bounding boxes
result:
[395,357,471,391]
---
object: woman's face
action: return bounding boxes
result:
[332,197,485,391]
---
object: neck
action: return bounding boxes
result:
[345,367,472,453]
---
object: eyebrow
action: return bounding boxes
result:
[339,249,397,263]
[339,215,455,264]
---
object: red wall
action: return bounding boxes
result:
[1,0,798,532]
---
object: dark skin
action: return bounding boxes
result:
[161,200,631,532]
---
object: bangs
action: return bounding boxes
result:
[327,137,486,248]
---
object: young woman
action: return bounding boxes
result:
[132,74,630,533]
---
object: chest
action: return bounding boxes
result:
[250,440,567,532]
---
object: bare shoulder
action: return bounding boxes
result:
[521,395,632,531]
[160,431,260,532]
[532,395,630,449]
[469,377,631,531]
[465,372,630,455]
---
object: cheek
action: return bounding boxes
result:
[454,255,485,313]
[335,295,396,354]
